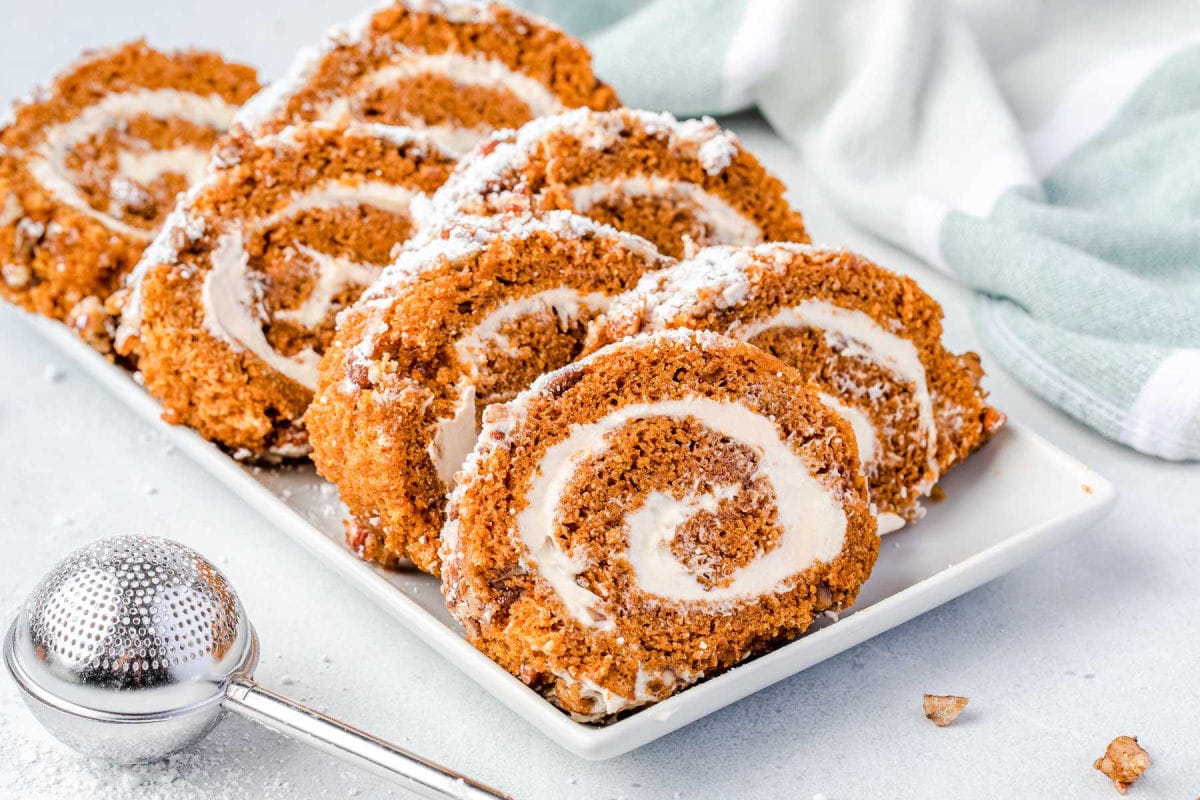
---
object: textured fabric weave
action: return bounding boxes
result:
[517,0,1200,460]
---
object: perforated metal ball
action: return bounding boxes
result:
[25,536,240,690]
[5,535,258,762]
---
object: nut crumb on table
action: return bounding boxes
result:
[1093,735,1150,794]
[923,694,969,727]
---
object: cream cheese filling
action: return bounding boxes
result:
[199,180,419,389]
[455,288,613,370]
[115,146,211,187]
[818,394,909,536]
[428,288,613,486]
[517,396,848,627]
[817,391,880,466]
[427,382,477,487]
[255,180,419,229]
[317,50,566,157]
[28,89,238,239]
[203,229,322,388]
[271,245,382,329]
[568,176,762,244]
[732,300,940,494]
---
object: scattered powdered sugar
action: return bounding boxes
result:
[233,45,322,131]
[345,121,450,159]
[429,108,748,217]
[366,210,665,303]
[364,225,491,300]
[232,0,385,131]
[686,121,739,175]
[611,242,827,333]
[234,0,561,136]
[0,687,325,800]
[613,246,760,330]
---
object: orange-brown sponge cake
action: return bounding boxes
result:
[441,329,879,720]
[428,107,808,258]
[0,41,259,350]
[118,122,455,457]
[305,211,674,574]
[591,244,1006,530]
[237,0,619,156]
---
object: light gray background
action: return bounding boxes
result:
[1,3,1198,798]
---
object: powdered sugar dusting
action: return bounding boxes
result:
[234,0,565,140]
[0,683,341,800]
[429,108,749,218]
[605,243,821,334]
[366,210,665,302]
[345,121,450,158]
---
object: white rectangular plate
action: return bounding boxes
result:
[33,316,1117,760]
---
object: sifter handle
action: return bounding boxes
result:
[224,678,512,800]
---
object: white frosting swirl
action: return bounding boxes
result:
[27,89,239,238]
[428,382,477,486]
[569,176,761,245]
[455,288,612,370]
[731,300,940,493]
[200,180,419,389]
[315,50,566,156]
[426,287,615,486]
[516,396,848,628]
[817,391,879,466]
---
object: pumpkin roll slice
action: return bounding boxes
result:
[441,329,879,721]
[305,211,673,574]
[237,0,618,157]
[0,41,259,349]
[427,107,809,258]
[592,244,1006,531]
[117,122,455,457]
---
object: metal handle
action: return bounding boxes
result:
[224,678,512,800]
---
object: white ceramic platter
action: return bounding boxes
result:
[32,316,1117,761]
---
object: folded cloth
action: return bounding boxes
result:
[518,0,1200,460]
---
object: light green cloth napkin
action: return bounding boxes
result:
[518,0,1200,460]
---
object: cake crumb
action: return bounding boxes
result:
[923,694,969,727]
[43,363,63,382]
[1093,735,1150,794]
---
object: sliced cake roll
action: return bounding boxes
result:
[237,0,619,156]
[117,122,455,457]
[441,329,879,720]
[305,211,674,574]
[0,41,259,349]
[427,108,809,258]
[591,244,1005,531]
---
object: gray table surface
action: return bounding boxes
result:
[1,3,1198,798]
